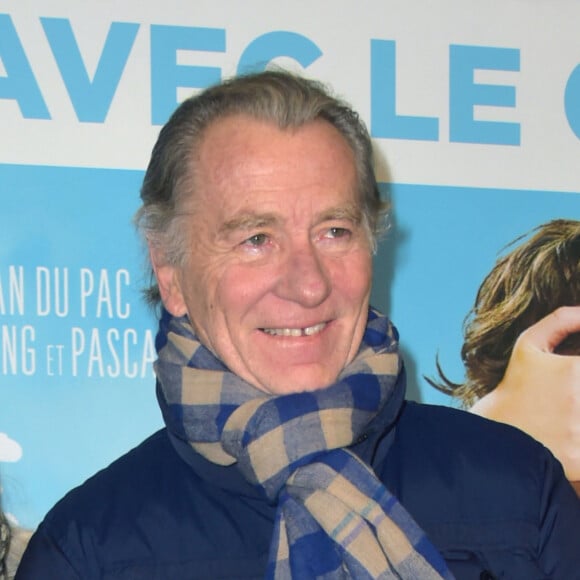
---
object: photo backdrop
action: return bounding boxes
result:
[1,0,579,529]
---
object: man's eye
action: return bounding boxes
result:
[327,227,351,239]
[244,233,268,247]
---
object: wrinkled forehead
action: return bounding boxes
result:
[182,114,360,209]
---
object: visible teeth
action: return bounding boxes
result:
[263,323,325,337]
[304,323,325,336]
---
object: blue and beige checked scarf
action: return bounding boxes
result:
[155,308,454,579]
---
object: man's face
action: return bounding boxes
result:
[158,114,373,395]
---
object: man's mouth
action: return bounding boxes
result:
[261,322,326,337]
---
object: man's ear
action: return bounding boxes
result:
[148,245,188,317]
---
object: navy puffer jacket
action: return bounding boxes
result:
[16,398,580,579]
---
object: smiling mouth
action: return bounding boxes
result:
[261,322,327,337]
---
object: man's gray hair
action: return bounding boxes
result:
[135,69,388,305]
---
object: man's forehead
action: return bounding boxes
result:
[187,113,362,228]
[198,114,353,165]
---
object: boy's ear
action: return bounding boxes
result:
[148,245,187,317]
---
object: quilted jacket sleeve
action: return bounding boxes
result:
[536,448,580,579]
[15,522,84,580]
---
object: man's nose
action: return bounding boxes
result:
[276,243,332,307]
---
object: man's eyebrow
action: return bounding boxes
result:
[219,204,363,236]
[316,204,363,224]
[220,212,279,234]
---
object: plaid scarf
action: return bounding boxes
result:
[155,308,454,579]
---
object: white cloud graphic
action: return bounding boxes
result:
[0,432,23,462]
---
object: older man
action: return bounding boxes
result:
[16,71,580,579]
